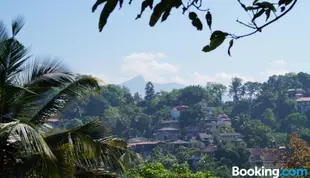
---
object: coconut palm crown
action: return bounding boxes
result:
[0,17,138,178]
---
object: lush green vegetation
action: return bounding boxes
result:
[1,13,309,177]
[64,72,310,146]
[92,0,298,54]
[60,65,310,176]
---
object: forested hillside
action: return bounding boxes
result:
[62,72,310,145]
[56,72,310,177]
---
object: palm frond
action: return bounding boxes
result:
[0,20,8,41]
[44,120,103,160]
[0,21,9,43]
[0,121,56,160]
[96,137,138,173]
[27,75,99,124]
[44,121,110,176]
[12,16,25,37]
[24,57,73,88]
[13,153,60,178]
[0,34,29,83]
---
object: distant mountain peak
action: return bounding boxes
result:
[133,75,145,81]
[120,75,185,95]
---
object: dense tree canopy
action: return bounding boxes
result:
[56,66,310,176]
[92,0,298,55]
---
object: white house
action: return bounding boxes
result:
[296,97,310,114]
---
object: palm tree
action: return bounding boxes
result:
[0,17,137,177]
[228,77,243,102]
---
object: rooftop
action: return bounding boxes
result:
[220,133,243,136]
[161,120,179,124]
[127,137,149,143]
[157,127,179,131]
[249,148,282,162]
[128,141,160,147]
[200,145,217,153]
[47,117,60,123]
[296,97,310,102]
[168,139,190,144]
[173,105,189,110]
[217,114,229,118]
[198,133,213,139]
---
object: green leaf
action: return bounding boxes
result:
[192,18,203,31]
[228,39,234,56]
[210,30,228,40]
[253,0,260,5]
[119,0,124,8]
[92,0,108,12]
[182,7,187,14]
[281,6,286,12]
[247,6,260,11]
[161,8,172,22]
[12,16,25,37]
[188,12,197,20]
[257,2,276,12]
[252,9,265,22]
[205,11,212,31]
[202,30,228,53]
[149,2,165,26]
[279,0,293,6]
[136,0,154,19]
[238,0,248,11]
[173,0,182,8]
[98,0,118,32]
[265,9,271,21]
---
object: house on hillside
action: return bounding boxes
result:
[287,88,304,98]
[204,122,220,132]
[249,148,284,168]
[185,126,200,138]
[170,105,189,119]
[164,139,191,151]
[190,144,217,170]
[158,120,179,129]
[163,139,204,152]
[296,97,310,114]
[128,141,161,157]
[216,114,232,126]
[197,133,213,145]
[127,137,149,144]
[219,133,244,142]
[154,127,179,141]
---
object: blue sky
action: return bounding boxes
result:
[1,0,309,86]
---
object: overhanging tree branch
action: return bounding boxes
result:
[232,0,298,39]
[92,0,299,55]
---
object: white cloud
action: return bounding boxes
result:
[260,60,289,76]
[120,53,180,83]
[87,53,278,86]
